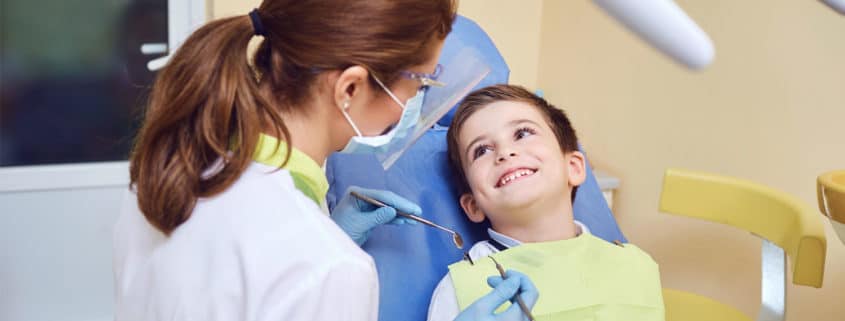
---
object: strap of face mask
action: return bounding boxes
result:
[369,73,406,110]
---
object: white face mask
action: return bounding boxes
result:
[338,78,425,155]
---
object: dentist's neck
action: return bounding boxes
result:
[266,105,335,166]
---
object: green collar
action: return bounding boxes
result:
[252,134,329,206]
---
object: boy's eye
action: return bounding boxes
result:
[472,145,493,160]
[515,127,536,140]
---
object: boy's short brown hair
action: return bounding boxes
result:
[446,84,580,197]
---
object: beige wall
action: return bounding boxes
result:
[211,0,259,18]
[207,0,844,318]
[537,0,845,319]
[458,0,543,89]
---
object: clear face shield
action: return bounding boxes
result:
[375,46,491,170]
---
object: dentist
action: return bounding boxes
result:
[113,1,536,320]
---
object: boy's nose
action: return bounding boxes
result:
[496,151,518,163]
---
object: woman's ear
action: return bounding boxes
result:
[332,66,370,111]
[567,151,587,187]
[459,193,486,223]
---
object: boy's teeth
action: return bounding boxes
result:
[499,169,535,187]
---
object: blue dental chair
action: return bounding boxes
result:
[325,15,627,321]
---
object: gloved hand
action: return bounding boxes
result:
[331,186,421,246]
[454,270,539,321]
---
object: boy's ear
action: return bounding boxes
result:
[459,193,486,223]
[567,151,587,187]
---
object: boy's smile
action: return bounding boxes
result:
[495,167,537,188]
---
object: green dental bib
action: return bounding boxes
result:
[448,233,664,321]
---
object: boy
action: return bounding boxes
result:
[428,85,664,321]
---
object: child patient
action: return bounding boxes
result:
[428,85,664,321]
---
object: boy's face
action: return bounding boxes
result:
[456,101,585,226]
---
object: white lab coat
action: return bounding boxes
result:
[113,162,378,321]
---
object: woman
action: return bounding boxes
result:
[113,1,536,320]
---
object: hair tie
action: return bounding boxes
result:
[249,9,266,36]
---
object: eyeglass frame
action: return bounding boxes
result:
[308,64,446,89]
[398,64,445,88]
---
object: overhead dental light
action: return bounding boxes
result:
[820,0,845,14]
[592,0,845,71]
[592,0,715,70]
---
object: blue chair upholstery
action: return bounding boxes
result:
[325,15,626,321]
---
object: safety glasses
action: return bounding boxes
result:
[399,64,445,89]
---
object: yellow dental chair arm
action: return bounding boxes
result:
[659,168,827,321]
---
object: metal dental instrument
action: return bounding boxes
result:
[349,191,464,249]
[489,256,536,321]
[463,252,474,265]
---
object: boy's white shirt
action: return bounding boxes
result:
[426,221,590,321]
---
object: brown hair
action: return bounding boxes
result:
[130,0,456,235]
[446,84,580,198]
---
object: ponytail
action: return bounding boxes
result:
[129,15,290,235]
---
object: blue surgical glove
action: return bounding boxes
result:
[331,186,421,246]
[454,270,539,321]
